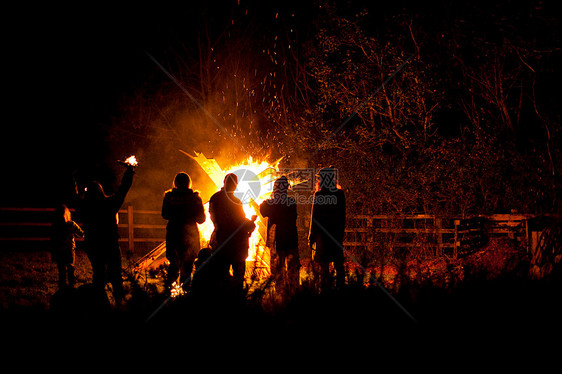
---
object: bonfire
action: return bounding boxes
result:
[132,151,282,283]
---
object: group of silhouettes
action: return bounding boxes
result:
[49,162,346,303]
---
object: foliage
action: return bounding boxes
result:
[276,1,561,216]
[107,1,560,215]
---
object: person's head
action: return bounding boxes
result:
[85,181,105,200]
[223,173,238,193]
[273,176,289,195]
[174,172,192,190]
[55,204,72,223]
[317,166,338,191]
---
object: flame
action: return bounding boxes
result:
[131,153,283,288]
[193,154,281,273]
[169,281,185,298]
[124,155,138,167]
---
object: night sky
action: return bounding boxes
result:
[1,1,314,205]
[1,0,559,206]
[3,5,182,203]
[3,5,135,203]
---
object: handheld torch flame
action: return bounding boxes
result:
[123,155,138,167]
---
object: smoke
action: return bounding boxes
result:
[106,60,276,209]
[100,5,308,210]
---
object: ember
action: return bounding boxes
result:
[169,281,185,298]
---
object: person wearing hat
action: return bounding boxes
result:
[162,172,206,293]
[308,166,346,291]
[260,176,300,292]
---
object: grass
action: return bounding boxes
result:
[1,239,561,356]
[0,249,93,311]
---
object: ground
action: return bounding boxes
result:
[0,249,93,311]
[1,240,561,357]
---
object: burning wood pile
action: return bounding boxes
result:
[132,151,285,283]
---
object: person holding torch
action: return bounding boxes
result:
[72,155,136,302]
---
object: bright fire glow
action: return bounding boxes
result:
[195,155,280,273]
[124,155,138,167]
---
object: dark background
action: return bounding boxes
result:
[1,0,559,207]
[1,1,315,206]
[2,4,191,205]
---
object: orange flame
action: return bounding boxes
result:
[124,155,138,167]
[191,153,281,273]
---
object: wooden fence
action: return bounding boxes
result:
[340,214,531,258]
[0,206,166,255]
[1,206,536,259]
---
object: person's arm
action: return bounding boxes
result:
[259,200,271,218]
[231,200,246,225]
[72,221,84,238]
[209,195,218,226]
[227,199,254,235]
[112,166,135,211]
[162,193,170,220]
[69,177,83,211]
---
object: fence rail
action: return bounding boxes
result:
[0,207,166,254]
[0,206,538,259]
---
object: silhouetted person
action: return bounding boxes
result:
[191,247,224,299]
[73,163,134,301]
[260,176,300,292]
[308,167,346,291]
[162,172,206,293]
[209,173,256,298]
[49,204,83,289]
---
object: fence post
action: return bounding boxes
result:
[367,216,374,253]
[435,218,443,256]
[453,219,460,259]
[127,205,134,254]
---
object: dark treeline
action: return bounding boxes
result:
[283,0,561,216]
[103,0,560,215]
